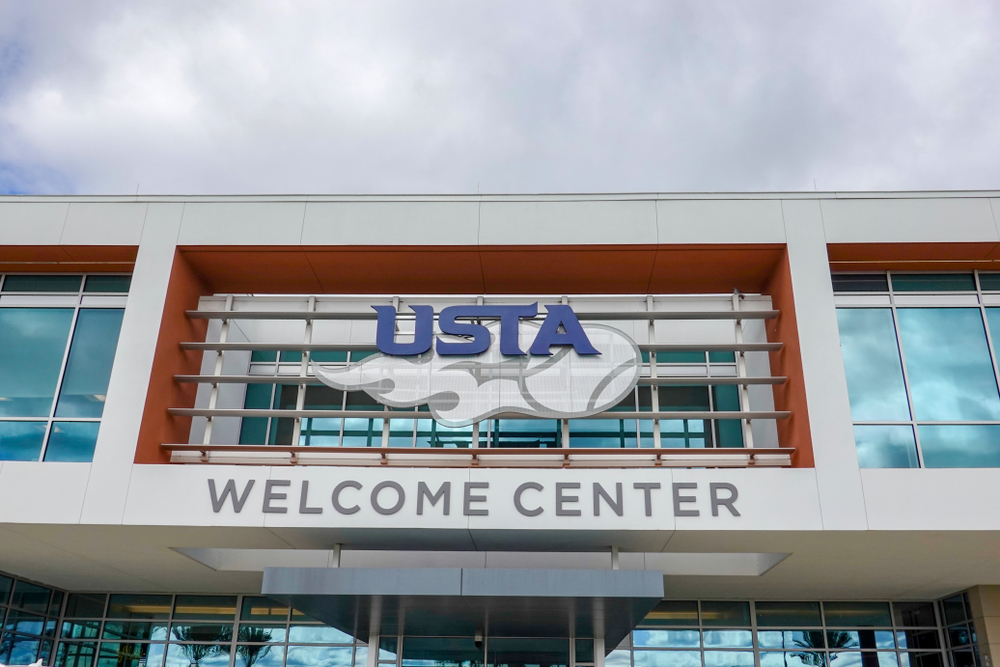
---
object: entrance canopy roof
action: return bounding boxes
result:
[262,567,665,649]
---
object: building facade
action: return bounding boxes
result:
[0,193,999,667]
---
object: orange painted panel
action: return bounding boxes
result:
[134,251,208,463]
[481,247,657,294]
[183,249,322,294]
[829,242,1000,270]
[307,248,485,294]
[649,246,784,294]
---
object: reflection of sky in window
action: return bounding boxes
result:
[634,650,702,667]
[633,630,700,648]
[605,649,632,667]
[703,631,753,648]
[897,309,1000,421]
[285,646,354,667]
[836,309,909,421]
[0,308,73,417]
[760,651,827,667]
[235,645,285,667]
[853,425,918,468]
[918,424,1000,467]
[56,309,124,418]
[704,651,755,667]
[828,652,899,667]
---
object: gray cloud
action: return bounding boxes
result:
[0,0,998,194]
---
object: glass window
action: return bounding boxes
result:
[1,633,45,665]
[62,620,101,639]
[107,594,172,620]
[703,630,753,648]
[826,631,895,650]
[641,600,700,626]
[56,641,98,667]
[823,602,892,627]
[836,309,910,422]
[701,602,751,627]
[712,386,743,448]
[758,631,826,650]
[941,596,967,625]
[832,274,890,293]
[0,308,74,417]
[633,650,701,667]
[896,309,1000,421]
[576,638,595,663]
[2,275,82,292]
[173,595,237,621]
[891,274,976,292]
[895,631,940,650]
[97,641,161,667]
[170,623,233,642]
[241,597,288,622]
[234,644,285,667]
[854,425,919,468]
[632,630,700,648]
[103,621,168,641]
[83,275,131,293]
[287,625,354,644]
[979,273,1000,291]
[64,594,107,619]
[55,309,124,417]
[10,581,51,613]
[892,603,937,629]
[44,421,101,462]
[918,424,1000,468]
[0,421,47,461]
[704,651,755,667]
[760,652,826,667]
[0,574,12,604]
[756,602,823,628]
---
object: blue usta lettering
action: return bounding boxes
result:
[372,303,600,356]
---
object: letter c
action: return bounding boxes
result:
[332,481,362,514]
[514,482,544,517]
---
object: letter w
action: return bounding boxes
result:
[209,479,255,513]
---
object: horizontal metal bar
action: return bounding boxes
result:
[162,444,794,456]
[168,408,790,420]
[187,310,779,321]
[180,341,783,352]
[176,374,786,386]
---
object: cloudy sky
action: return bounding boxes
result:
[0,1,997,195]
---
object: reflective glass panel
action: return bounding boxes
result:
[826,631,895,650]
[641,600,700,626]
[2,275,81,292]
[947,625,972,647]
[605,650,631,667]
[83,275,131,293]
[44,421,100,462]
[10,581,51,613]
[754,602,823,627]
[897,653,944,667]
[893,602,937,628]
[97,642,159,667]
[980,274,1000,291]
[415,419,474,448]
[234,645,285,667]
[0,574,12,604]
[854,425,918,468]
[703,631,753,648]
[400,636,483,665]
[5,610,53,635]
[237,625,287,643]
[632,630,700,648]
[702,602,751,627]
[576,638,595,663]
[169,623,232,642]
[712,385,743,448]
[1,634,43,665]
[919,425,1000,468]
[758,631,826,650]
[55,641,98,667]
[827,653,898,667]
[107,594,172,620]
[760,652,826,667]
[173,595,237,620]
[895,631,940,650]
[162,643,229,667]
[823,602,892,627]
[0,308,74,416]
[62,620,101,639]
[896,308,1000,420]
[891,274,976,292]
[0,421,46,461]
[941,595,967,625]
[633,650,701,667]
[102,621,168,641]
[241,597,288,622]
[569,418,638,448]
[704,651,755,667]
[287,625,354,644]
[832,274,890,293]
[55,309,124,417]
[836,309,910,421]
[486,637,568,666]
[490,419,561,448]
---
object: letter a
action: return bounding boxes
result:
[529,305,600,355]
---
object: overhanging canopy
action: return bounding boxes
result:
[262,567,664,649]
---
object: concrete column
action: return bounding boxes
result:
[593,636,605,667]
[969,586,1000,667]
[780,199,868,530]
[79,203,182,523]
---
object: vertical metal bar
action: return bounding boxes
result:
[975,270,1000,414]
[291,296,316,447]
[732,292,755,449]
[203,294,233,445]
[648,296,661,449]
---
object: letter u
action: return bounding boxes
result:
[373,305,434,355]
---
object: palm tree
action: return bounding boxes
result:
[236,626,275,667]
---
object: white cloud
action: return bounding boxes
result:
[0,0,998,194]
